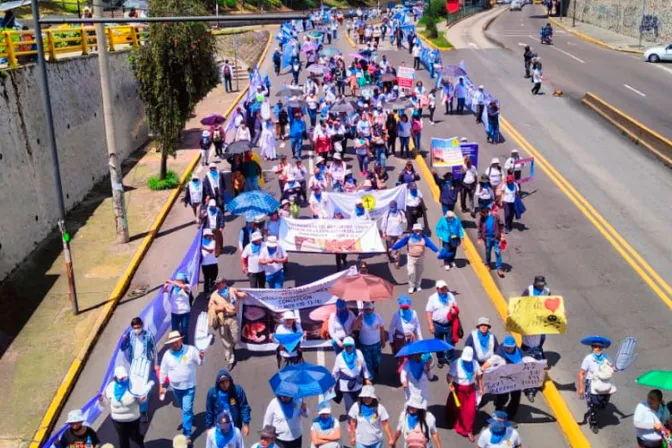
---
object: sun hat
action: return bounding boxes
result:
[208,162,217,168]
[343,336,356,347]
[208,199,217,207]
[363,301,375,310]
[435,280,448,289]
[405,394,427,410]
[461,346,474,362]
[446,210,455,218]
[511,148,519,153]
[502,335,517,348]
[580,335,611,348]
[267,236,278,248]
[318,402,332,414]
[259,425,279,439]
[488,410,511,428]
[476,317,491,328]
[412,223,423,231]
[66,409,85,424]
[165,331,184,345]
[282,311,296,320]
[333,152,342,160]
[281,199,289,206]
[490,157,500,164]
[359,385,377,399]
[251,231,263,241]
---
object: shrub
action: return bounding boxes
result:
[148,170,180,190]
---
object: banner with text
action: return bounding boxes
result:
[279,217,386,254]
[239,268,356,351]
[397,66,416,89]
[451,142,479,177]
[431,137,462,168]
[505,295,567,335]
[483,360,547,394]
[323,184,408,220]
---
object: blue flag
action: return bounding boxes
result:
[274,331,304,353]
[282,42,294,70]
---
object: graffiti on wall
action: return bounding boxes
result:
[640,14,660,39]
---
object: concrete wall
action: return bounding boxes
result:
[569,0,671,43]
[0,51,148,280]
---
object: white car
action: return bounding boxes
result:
[510,0,522,11]
[644,43,672,62]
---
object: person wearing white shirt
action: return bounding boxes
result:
[273,311,303,367]
[348,386,394,447]
[159,331,204,442]
[308,167,328,193]
[389,296,423,363]
[241,231,266,288]
[476,411,522,448]
[328,299,356,353]
[259,236,288,289]
[634,390,670,447]
[485,158,503,189]
[454,77,467,114]
[532,65,543,95]
[464,317,499,365]
[352,302,385,381]
[235,123,251,142]
[412,44,422,69]
[310,402,340,448]
[577,336,615,434]
[400,352,432,401]
[263,396,309,447]
[424,280,457,368]
[103,366,146,448]
[446,347,483,442]
[380,201,407,268]
[332,337,372,414]
[164,272,193,344]
[206,411,244,448]
[460,157,478,214]
[472,85,485,124]
[291,160,308,203]
[308,187,328,218]
[499,174,519,234]
[391,394,441,448]
[201,228,219,294]
[504,148,523,179]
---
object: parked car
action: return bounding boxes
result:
[644,43,672,62]
[510,0,522,10]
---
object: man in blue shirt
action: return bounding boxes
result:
[289,112,306,160]
[477,206,506,278]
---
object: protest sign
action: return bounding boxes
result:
[505,295,567,335]
[323,184,408,220]
[431,137,462,168]
[397,66,416,89]
[515,156,535,183]
[483,360,547,394]
[450,142,479,177]
[238,268,356,351]
[279,217,386,254]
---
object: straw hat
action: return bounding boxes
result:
[165,331,183,345]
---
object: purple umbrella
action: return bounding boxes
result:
[350,52,365,60]
[200,114,226,126]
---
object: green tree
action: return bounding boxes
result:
[423,0,446,38]
[131,0,219,179]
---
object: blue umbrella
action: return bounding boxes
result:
[227,191,280,220]
[320,47,342,58]
[441,65,467,78]
[394,338,454,358]
[269,362,336,398]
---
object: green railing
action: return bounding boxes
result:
[445,4,482,26]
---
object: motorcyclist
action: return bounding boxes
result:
[523,45,536,78]
[540,23,553,44]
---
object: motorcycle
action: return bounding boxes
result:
[540,34,553,45]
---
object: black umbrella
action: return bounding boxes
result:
[225,140,253,156]
[383,98,414,111]
[275,86,303,97]
[330,101,356,114]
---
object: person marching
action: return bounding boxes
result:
[391,394,442,448]
[159,331,205,444]
[483,335,524,426]
[204,370,252,436]
[201,229,219,294]
[328,299,357,355]
[164,273,194,344]
[311,402,341,448]
[400,350,433,402]
[332,336,373,414]
[577,335,616,434]
[633,389,671,448]
[250,425,279,448]
[208,279,247,369]
[464,317,500,366]
[352,301,386,382]
[435,210,465,271]
[241,231,267,288]
[425,280,458,368]
[102,366,146,448]
[445,347,483,442]
[519,275,550,402]
[477,205,506,279]
[380,200,407,269]
[205,411,244,448]
[184,174,205,223]
[388,295,423,362]
[348,385,395,448]
[476,411,522,448]
[262,394,309,448]
[201,199,225,256]
[391,223,440,294]
[204,163,226,208]
[274,310,304,368]
[259,236,288,289]
[120,317,158,421]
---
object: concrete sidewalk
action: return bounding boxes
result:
[550,17,658,53]
[0,30,268,448]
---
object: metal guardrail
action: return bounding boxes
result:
[445,4,482,26]
[0,25,148,67]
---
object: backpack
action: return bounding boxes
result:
[406,426,428,448]
[213,129,222,142]
[223,65,231,76]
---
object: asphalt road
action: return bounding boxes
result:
[55,28,569,448]
[487,4,672,145]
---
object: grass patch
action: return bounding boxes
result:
[148,170,180,190]
[420,29,453,49]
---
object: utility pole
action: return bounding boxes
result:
[572,0,576,27]
[94,2,130,243]
[233,35,240,92]
[638,0,645,48]
[30,0,79,315]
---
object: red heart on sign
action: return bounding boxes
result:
[544,297,561,313]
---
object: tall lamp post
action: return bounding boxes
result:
[572,0,577,27]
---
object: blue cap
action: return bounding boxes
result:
[581,335,611,348]
[488,410,511,427]
[502,335,517,348]
[397,295,412,307]
[176,272,188,281]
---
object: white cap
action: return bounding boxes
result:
[359,385,377,399]
[202,130,211,137]
[316,156,325,164]
[267,236,278,247]
[412,223,423,231]
[333,152,342,160]
[343,336,356,347]
[461,346,474,362]
[491,157,500,164]
[209,162,217,169]
[478,85,484,89]
[282,311,295,320]
[66,409,85,424]
[114,366,128,379]
[203,228,214,236]
[208,199,217,207]
[405,394,427,410]
[251,231,263,241]
[511,148,519,153]
[435,280,448,289]
[318,403,332,414]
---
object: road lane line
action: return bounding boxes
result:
[551,45,586,63]
[623,84,646,96]
[500,116,672,307]
[468,42,480,49]
[653,63,672,76]
[518,42,528,46]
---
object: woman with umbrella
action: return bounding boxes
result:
[391,394,441,448]
[262,394,309,448]
[332,336,372,414]
[400,351,432,402]
[352,302,386,382]
[348,385,394,448]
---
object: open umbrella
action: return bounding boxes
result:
[287,100,307,109]
[350,52,365,60]
[441,65,467,78]
[276,86,304,97]
[306,64,329,75]
[330,101,356,114]
[329,274,394,301]
[383,98,415,111]
[225,140,253,156]
[321,47,342,58]
[200,114,226,126]
[636,371,672,391]
[227,191,280,219]
[380,73,397,83]
[395,339,454,358]
[308,31,324,40]
[269,362,336,398]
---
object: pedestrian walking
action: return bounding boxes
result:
[205,411,244,448]
[464,317,499,366]
[328,299,356,354]
[391,223,440,294]
[435,211,465,270]
[483,335,523,425]
[262,395,309,448]
[120,317,158,421]
[251,425,279,448]
[348,385,394,448]
[476,411,522,448]
[380,201,407,268]
[460,156,478,215]
[433,170,459,215]
[184,174,205,224]
[499,175,520,234]
[455,77,467,115]
[57,409,100,448]
[164,273,193,344]
[520,275,550,402]
[473,85,485,124]
[259,236,288,289]
[311,402,341,448]
[102,366,146,448]
[208,280,247,369]
[274,311,304,368]
[201,200,225,256]
[531,63,543,95]
[577,335,616,434]
[241,231,266,288]
[477,206,506,278]
[352,302,385,382]
[222,59,234,93]
[400,351,433,401]
[445,347,483,442]
[205,370,251,435]
[475,174,495,212]
[633,390,671,448]
[405,183,424,231]
[391,394,441,448]
[425,280,458,367]
[201,229,219,294]
[332,337,372,414]
[159,331,205,444]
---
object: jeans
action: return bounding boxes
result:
[413,56,420,69]
[429,106,436,123]
[171,313,190,344]
[360,342,382,380]
[433,321,455,363]
[291,137,303,159]
[476,104,484,123]
[375,146,387,168]
[532,82,541,94]
[173,387,196,437]
[445,98,453,114]
[485,236,503,270]
[248,271,266,288]
[503,201,515,232]
[308,109,317,128]
[495,390,521,421]
[387,135,396,155]
[457,97,465,114]
[399,136,410,158]
[357,443,383,448]
[244,176,259,191]
[488,117,500,143]
[412,132,421,152]
[224,76,232,93]
[266,270,285,289]
[343,390,361,415]
[441,240,457,265]
[357,153,369,173]
[274,62,280,75]
[441,203,455,215]
[460,183,476,212]
[292,70,299,84]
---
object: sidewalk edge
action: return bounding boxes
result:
[28,29,274,447]
[413,153,590,448]
[549,17,644,55]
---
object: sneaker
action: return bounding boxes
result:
[497,269,506,278]
[416,284,422,292]
[444,265,451,271]
[451,262,457,268]
[590,425,599,434]
[408,286,415,294]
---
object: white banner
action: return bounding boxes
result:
[279,217,386,254]
[323,184,408,220]
[483,360,547,394]
[238,268,356,351]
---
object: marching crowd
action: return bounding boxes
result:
[55,5,672,448]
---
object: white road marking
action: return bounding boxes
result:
[624,84,646,97]
[468,42,480,49]
[567,41,576,46]
[653,63,672,76]
[518,42,528,46]
[527,34,586,63]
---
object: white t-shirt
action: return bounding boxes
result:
[501,182,518,204]
[259,244,287,275]
[202,239,217,266]
[358,313,384,346]
[388,311,423,343]
[242,242,263,273]
[580,353,612,381]
[462,165,478,185]
[400,361,430,401]
[477,427,522,448]
[533,68,542,84]
[310,422,340,448]
[348,402,390,446]
[381,210,406,237]
[396,410,438,447]
[159,345,202,390]
[332,349,371,392]
[425,292,456,325]
[205,427,244,448]
[449,359,482,386]
[169,286,191,315]
[263,398,306,442]
[486,166,502,187]
[406,190,423,207]
[634,402,670,442]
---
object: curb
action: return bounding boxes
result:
[29,30,273,448]
[416,31,454,51]
[582,92,672,168]
[549,17,644,55]
[413,154,590,447]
